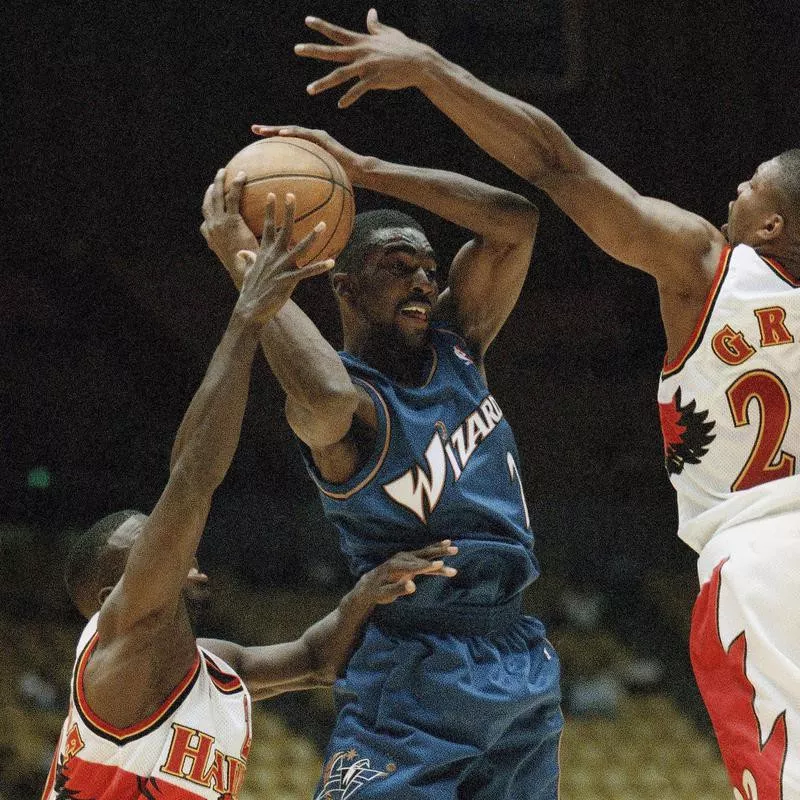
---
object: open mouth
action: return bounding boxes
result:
[398,301,431,322]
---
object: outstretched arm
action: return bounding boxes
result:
[251,126,538,357]
[200,541,457,700]
[202,176,368,465]
[295,10,725,299]
[102,198,334,635]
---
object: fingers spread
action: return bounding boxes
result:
[305,16,361,45]
[212,168,226,214]
[261,193,278,243]
[290,220,326,260]
[295,42,356,63]
[295,258,336,281]
[276,194,296,250]
[307,64,362,96]
[339,79,373,108]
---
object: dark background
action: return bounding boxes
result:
[4,0,799,601]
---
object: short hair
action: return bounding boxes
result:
[334,209,427,276]
[774,149,800,221]
[64,509,140,611]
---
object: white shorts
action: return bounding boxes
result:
[691,510,800,800]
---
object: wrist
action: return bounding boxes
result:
[341,580,374,617]
[414,44,444,94]
[229,304,266,336]
[348,154,376,188]
[353,155,387,190]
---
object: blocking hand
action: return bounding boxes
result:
[234,193,334,325]
[295,9,433,108]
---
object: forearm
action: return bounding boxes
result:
[299,587,373,683]
[257,300,358,443]
[355,156,536,243]
[170,312,259,487]
[416,50,579,187]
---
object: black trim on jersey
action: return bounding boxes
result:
[203,652,244,695]
[72,634,202,746]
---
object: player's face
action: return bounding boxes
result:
[723,158,783,245]
[355,227,439,350]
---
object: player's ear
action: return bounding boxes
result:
[96,585,114,608]
[332,272,355,302]
[760,212,784,241]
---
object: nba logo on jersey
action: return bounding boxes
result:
[453,344,475,366]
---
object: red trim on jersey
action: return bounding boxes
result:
[50,754,208,799]
[317,377,392,501]
[40,728,62,799]
[202,651,244,695]
[74,633,201,744]
[761,255,800,287]
[662,245,732,377]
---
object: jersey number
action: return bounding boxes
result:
[726,369,796,491]
[506,452,531,529]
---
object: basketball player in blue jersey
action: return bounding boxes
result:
[44,198,458,800]
[203,131,563,797]
[293,9,800,799]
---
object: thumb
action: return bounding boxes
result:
[366,8,381,33]
[236,249,257,272]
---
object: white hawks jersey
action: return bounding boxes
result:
[41,614,252,800]
[658,243,800,553]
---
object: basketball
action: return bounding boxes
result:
[224,137,355,266]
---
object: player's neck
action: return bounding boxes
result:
[756,241,800,279]
[346,329,433,386]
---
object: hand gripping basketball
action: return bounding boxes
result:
[233,193,335,326]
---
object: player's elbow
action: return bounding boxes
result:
[285,386,359,450]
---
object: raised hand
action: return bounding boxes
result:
[294,9,433,108]
[353,540,459,606]
[234,193,334,325]
[250,124,366,186]
[201,168,259,287]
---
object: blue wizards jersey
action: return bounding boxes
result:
[302,325,539,616]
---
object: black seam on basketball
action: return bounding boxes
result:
[246,174,353,194]
[325,189,351,261]
[255,139,336,181]
[305,191,345,262]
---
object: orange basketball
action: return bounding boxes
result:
[224,137,355,266]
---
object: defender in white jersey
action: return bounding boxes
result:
[42,196,457,800]
[290,11,800,797]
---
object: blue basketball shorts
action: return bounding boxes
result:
[313,615,563,800]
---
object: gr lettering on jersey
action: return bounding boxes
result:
[161,723,247,796]
[711,306,794,365]
[383,395,504,523]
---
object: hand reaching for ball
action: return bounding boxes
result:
[233,192,335,326]
[201,167,258,289]
[251,125,366,187]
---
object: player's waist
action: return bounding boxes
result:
[373,593,523,636]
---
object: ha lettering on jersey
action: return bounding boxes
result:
[658,244,800,552]
[41,614,252,800]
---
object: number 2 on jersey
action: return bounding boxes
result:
[726,369,796,491]
[506,452,531,529]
